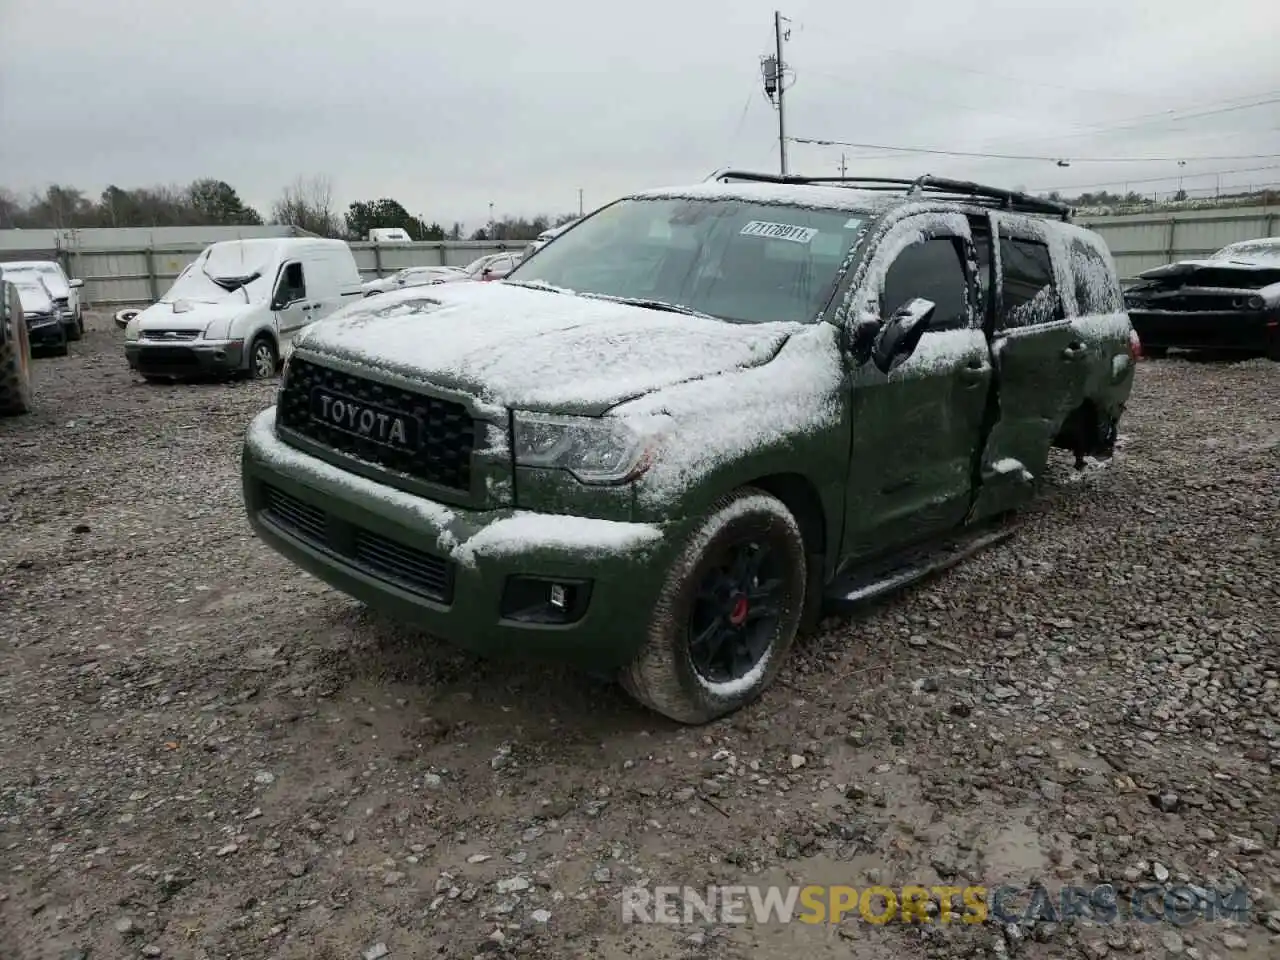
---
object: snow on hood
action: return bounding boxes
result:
[1138,258,1280,278]
[11,282,54,314]
[613,322,844,509]
[136,299,256,335]
[294,281,803,415]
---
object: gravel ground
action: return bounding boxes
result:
[1,314,1277,960]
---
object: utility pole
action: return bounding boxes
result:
[578,189,584,217]
[774,11,789,176]
[761,12,791,176]
[838,153,847,177]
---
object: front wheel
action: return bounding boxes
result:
[620,488,807,724]
[248,335,278,380]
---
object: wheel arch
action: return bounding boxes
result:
[739,472,829,631]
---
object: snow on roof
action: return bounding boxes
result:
[632,180,900,214]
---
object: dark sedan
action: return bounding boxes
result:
[1124,238,1280,359]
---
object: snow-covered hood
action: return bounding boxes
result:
[1139,258,1280,281]
[295,281,803,415]
[136,300,257,338]
[13,286,54,315]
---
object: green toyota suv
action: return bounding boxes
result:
[242,172,1137,724]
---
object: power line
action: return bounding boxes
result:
[787,136,1280,164]
[1030,163,1280,193]
[844,44,1276,105]
[1014,94,1280,145]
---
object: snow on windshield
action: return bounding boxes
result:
[163,243,276,304]
[509,197,870,325]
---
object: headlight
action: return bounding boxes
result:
[1246,295,1264,310]
[512,411,663,484]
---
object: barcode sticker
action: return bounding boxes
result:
[739,220,818,243]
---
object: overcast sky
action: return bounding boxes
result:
[2,0,1278,230]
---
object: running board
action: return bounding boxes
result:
[823,524,1016,613]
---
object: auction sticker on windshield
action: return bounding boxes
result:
[740,221,818,243]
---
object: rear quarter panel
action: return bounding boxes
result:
[1058,222,1137,416]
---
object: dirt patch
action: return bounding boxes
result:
[1,319,1278,959]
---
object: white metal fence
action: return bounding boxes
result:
[0,240,523,307]
[1076,205,1280,282]
[3,204,1278,306]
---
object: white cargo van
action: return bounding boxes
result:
[368,228,411,242]
[124,238,362,381]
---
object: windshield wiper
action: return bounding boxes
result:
[580,292,717,319]
[504,279,566,294]
[202,265,261,303]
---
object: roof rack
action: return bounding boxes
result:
[708,169,1072,221]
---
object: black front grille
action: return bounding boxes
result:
[136,345,199,367]
[277,358,475,491]
[260,484,454,602]
[265,485,327,544]
[354,529,453,599]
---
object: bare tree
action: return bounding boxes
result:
[270,175,340,237]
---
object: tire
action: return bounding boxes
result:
[248,335,278,380]
[0,308,33,417]
[64,317,82,342]
[620,488,807,724]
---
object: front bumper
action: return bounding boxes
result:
[1128,308,1278,352]
[125,338,246,377]
[26,318,65,350]
[241,407,675,671]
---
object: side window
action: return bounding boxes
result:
[998,237,1058,329]
[881,237,970,331]
[277,262,306,303]
[1069,238,1122,315]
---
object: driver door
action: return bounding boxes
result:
[272,261,310,346]
[840,216,993,561]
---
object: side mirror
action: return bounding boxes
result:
[69,278,84,288]
[872,298,937,374]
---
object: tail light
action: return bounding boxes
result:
[1128,329,1142,361]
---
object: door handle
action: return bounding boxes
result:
[1062,342,1087,360]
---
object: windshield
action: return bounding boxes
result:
[162,247,274,304]
[1210,241,1280,266]
[505,197,867,324]
[6,263,67,290]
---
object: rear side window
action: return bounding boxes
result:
[1069,238,1122,314]
[882,238,970,331]
[999,238,1058,329]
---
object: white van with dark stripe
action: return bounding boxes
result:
[124,238,362,382]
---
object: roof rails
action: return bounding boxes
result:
[709,169,1072,221]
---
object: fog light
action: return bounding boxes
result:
[500,576,592,624]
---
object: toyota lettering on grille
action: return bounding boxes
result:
[309,387,420,451]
